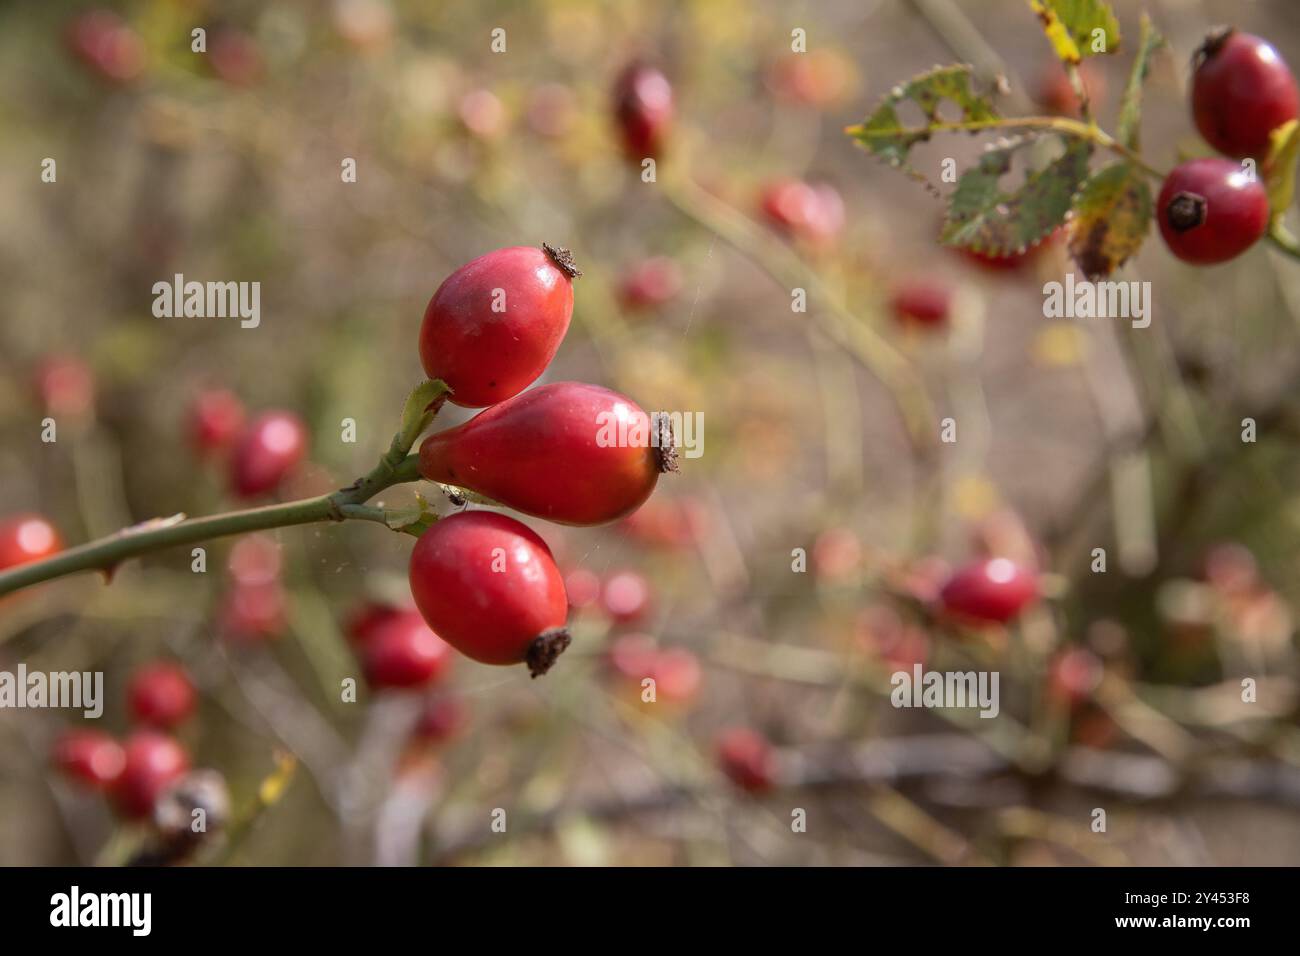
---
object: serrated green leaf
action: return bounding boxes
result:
[1067,162,1152,278]
[1029,0,1121,63]
[846,65,998,177]
[1116,14,1166,151]
[941,136,1092,256]
[1264,119,1300,223]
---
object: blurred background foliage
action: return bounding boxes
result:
[2,0,1300,865]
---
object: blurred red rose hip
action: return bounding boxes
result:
[52,729,125,790]
[716,727,777,793]
[229,411,308,498]
[189,389,246,454]
[0,514,62,571]
[939,558,1040,624]
[613,63,673,159]
[127,662,197,729]
[112,731,190,820]
[360,608,454,689]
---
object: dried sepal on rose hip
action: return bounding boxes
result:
[408,511,570,677]
[418,244,579,408]
[418,382,678,526]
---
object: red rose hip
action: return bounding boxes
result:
[1192,28,1299,159]
[52,729,125,790]
[939,557,1040,624]
[228,410,308,498]
[613,63,673,159]
[360,608,454,689]
[1157,158,1268,264]
[112,731,190,820]
[418,382,677,526]
[189,389,246,453]
[890,280,953,329]
[716,727,777,793]
[408,511,570,676]
[419,245,579,409]
[0,514,62,571]
[127,662,197,729]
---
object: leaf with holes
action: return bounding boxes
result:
[941,136,1091,257]
[1116,14,1165,151]
[1067,162,1151,279]
[1030,0,1121,63]
[845,65,998,178]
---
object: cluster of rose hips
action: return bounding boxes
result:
[65,9,262,88]
[1157,29,1298,265]
[400,243,676,677]
[51,660,212,825]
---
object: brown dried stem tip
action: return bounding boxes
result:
[526,628,572,678]
[542,243,582,279]
[654,413,679,474]
[1167,192,1208,232]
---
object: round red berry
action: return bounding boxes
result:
[716,728,777,793]
[220,583,286,643]
[229,411,308,498]
[34,355,95,419]
[189,389,246,454]
[939,557,1039,624]
[52,729,125,790]
[360,608,454,689]
[619,257,683,311]
[1048,647,1103,706]
[65,10,146,84]
[345,601,403,646]
[408,511,570,676]
[0,514,62,571]
[564,568,602,610]
[418,245,578,408]
[112,731,190,820]
[1192,28,1300,159]
[226,533,282,587]
[418,382,676,526]
[1157,158,1268,265]
[413,694,467,744]
[601,570,652,624]
[890,280,953,329]
[613,63,673,159]
[127,662,197,729]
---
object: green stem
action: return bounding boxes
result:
[0,434,429,598]
[1268,221,1300,261]
[852,115,1166,179]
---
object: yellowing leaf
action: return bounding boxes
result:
[1029,0,1121,63]
[1067,162,1152,278]
[257,751,298,807]
[1264,119,1300,223]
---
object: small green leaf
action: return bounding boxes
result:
[1116,14,1166,151]
[384,493,438,537]
[1264,119,1300,223]
[1067,162,1152,278]
[942,136,1091,256]
[846,65,998,179]
[1029,0,1121,63]
[396,379,451,454]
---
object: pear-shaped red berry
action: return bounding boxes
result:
[1192,28,1299,159]
[408,511,569,676]
[418,382,677,526]
[418,245,580,408]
